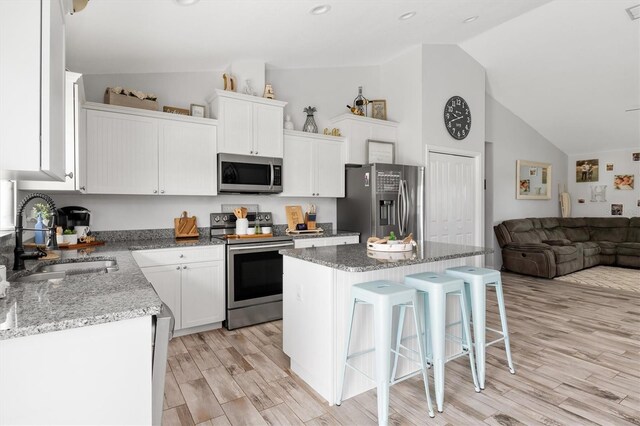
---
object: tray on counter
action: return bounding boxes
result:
[366,241,415,252]
[286,228,324,235]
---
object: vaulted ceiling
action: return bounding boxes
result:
[65,0,638,156]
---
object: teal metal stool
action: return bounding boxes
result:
[445,266,515,390]
[401,272,479,413]
[336,280,434,425]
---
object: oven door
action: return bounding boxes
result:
[227,241,294,309]
[218,153,283,193]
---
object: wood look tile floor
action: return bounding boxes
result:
[163,271,640,426]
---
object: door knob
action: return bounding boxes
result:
[65,172,74,179]
[160,190,165,194]
[176,266,180,270]
[153,190,158,194]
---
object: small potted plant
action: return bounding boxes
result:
[63,229,78,245]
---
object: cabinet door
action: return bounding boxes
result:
[0,0,65,181]
[141,265,182,330]
[253,103,283,157]
[86,110,159,194]
[315,139,345,198]
[294,238,327,249]
[181,261,225,328]
[218,97,253,155]
[281,135,314,196]
[159,121,217,196]
[345,121,372,165]
[371,125,397,144]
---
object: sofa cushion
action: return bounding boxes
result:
[595,241,617,255]
[628,217,640,243]
[587,217,630,242]
[550,245,578,263]
[576,241,600,257]
[617,242,640,256]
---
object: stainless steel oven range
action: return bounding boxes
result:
[210,211,293,330]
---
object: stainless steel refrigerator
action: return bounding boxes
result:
[337,163,425,243]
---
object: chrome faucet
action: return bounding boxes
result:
[13,193,59,271]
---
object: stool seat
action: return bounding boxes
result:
[402,272,479,412]
[445,266,501,280]
[352,280,417,306]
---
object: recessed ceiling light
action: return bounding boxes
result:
[310,4,331,15]
[463,15,479,23]
[174,0,199,5]
[399,11,416,21]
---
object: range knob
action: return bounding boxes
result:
[213,216,220,222]
[222,215,228,221]
[265,214,271,221]
[258,215,263,221]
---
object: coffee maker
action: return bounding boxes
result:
[57,206,91,230]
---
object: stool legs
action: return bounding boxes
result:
[427,288,446,412]
[373,303,393,425]
[410,293,435,418]
[466,281,487,389]
[458,290,480,393]
[492,277,515,374]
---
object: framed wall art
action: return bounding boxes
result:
[516,160,552,200]
[367,140,395,164]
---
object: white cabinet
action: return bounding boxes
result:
[0,0,66,181]
[133,246,225,332]
[282,130,345,198]
[211,89,287,157]
[84,103,217,196]
[329,114,398,165]
[20,72,87,192]
[293,235,359,249]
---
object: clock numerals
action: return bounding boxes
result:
[443,96,471,140]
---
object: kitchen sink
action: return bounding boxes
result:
[14,260,119,282]
[35,260,119,274]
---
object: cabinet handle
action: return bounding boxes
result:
[160,190,165,194]
[65,172,74,179]
[153,190,158,194]
[80,186,86,191]
[176,266,180,270]
[179,254,184,258]
[255,151,258,155]
[250,150,254,154]
[183,266,187,269]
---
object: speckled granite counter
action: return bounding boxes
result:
[0,237,224,340]
[280,240,492,272]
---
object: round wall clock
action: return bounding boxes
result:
[444,96,471,140]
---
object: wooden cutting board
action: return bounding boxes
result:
[174,211,199,239]
[285,206,304,231]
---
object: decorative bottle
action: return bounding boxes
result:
[303,106,318,133]
[34,213,46,245]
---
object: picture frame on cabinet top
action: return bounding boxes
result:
[370,99,387,120]
[190,104,205,118]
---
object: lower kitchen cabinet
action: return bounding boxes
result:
[281,130,345,198]
[293,235,359,249]
[133,246,225,333]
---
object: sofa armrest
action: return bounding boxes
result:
[504,242,551,252]
[542,239,573,246]
[501,243,557,278]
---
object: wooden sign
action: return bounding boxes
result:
[163,106,190,115]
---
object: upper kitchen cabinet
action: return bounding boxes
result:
[0,0,66,181]
[281,130,345,198]
[20,72,86,192]
[84,103,217,196]
[210,90,287,157]
[329,114,398,165]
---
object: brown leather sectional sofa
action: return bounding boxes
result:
[494,217,640,278]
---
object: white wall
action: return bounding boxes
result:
[266,66,381,133]
[485,95,568,268]
[380,46,423,165]
[43,193,336,232]
[568,148,640,218]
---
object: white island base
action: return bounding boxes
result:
[283,254,483,405]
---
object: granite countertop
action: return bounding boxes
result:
[280,241,493,272]
[0,237,225,341]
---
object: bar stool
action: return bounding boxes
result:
[336,280,434,425]
[445,266,515,390]
[401,272,479,413]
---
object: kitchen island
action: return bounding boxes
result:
[280,241,492,404]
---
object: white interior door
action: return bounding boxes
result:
[427,152,477,245]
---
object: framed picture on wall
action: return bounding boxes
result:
[367,140,395,164]
[516,160,551,200]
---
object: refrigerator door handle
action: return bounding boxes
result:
[402,180,410,236]
[397,182,404,236]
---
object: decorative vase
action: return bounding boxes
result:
[303,106,318,133]
[34,214,46,245]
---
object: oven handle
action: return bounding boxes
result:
[228,242,294,251]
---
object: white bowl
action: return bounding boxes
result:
[247,228,256,235]
[262,226,272,234]
[63,234,78,245]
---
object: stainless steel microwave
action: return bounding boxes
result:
[218,153,283,193]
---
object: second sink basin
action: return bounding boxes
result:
[35,260,119,275]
